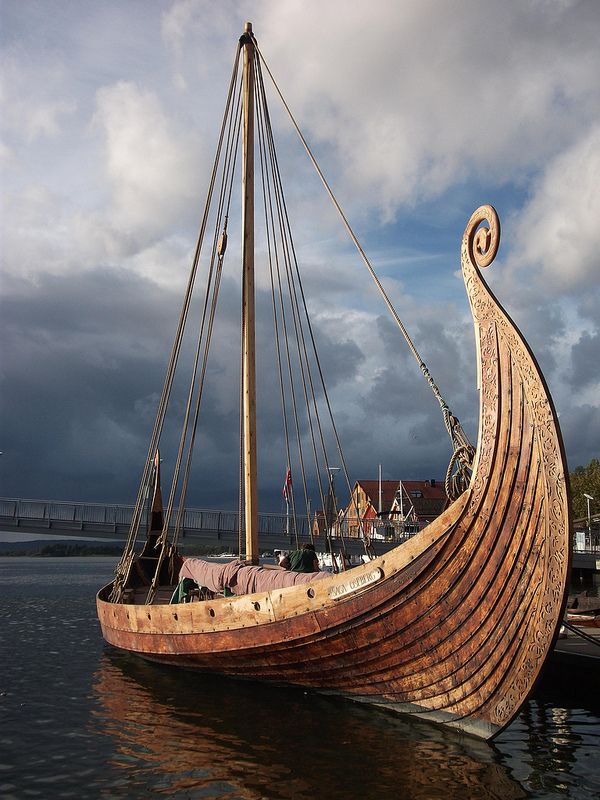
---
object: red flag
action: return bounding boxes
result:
[282,468,292,501]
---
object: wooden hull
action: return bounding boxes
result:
[97,207,571,739]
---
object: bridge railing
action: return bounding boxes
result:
[574,528,600,555]
[0,497,313,538]
[0,499,139,527]
[4,497,598,553]
[0,498,393,544]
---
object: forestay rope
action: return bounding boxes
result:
[253,37,475,501]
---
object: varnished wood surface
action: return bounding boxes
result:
[97,206,571,740]
[241,22,259,561]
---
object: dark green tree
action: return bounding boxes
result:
[569,458,600,521]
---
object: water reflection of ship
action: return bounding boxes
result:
[91,652,527,800]
[501,699,586,797]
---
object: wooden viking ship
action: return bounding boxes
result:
[97,23,572,740]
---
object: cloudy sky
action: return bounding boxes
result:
[1,0,599,513]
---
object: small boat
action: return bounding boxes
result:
[97,23,572,740]
[566,609,600,628]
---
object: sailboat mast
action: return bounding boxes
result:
[241,22,259,563]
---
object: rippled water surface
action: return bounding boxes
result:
[1,557,598,799]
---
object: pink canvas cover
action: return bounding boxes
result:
[179,558,329,596]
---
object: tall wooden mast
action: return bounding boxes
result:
[241,22,259,563]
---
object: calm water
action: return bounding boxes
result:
[0,557,598,800]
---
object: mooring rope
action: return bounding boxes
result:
[561,620,600,648]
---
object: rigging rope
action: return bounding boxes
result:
[252,37,475,501]
[147,70,244,601]
[113,30,478,603]
[561,621,600,648]
[254,52,365,563]
[110,40,244,603]
[256,92,300,548]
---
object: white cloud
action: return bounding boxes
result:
[123,236,194,290]
[93,81,206,235]
[161,0,241,92]
[1,186,70,280]
[1,78,211,283]
[254,0,600,216]
[0,50,77,143]
[0,139,14,166]
[506,125,600,292]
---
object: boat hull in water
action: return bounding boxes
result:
[97,206,571,739]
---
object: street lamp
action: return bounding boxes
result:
[583,493,594,533]
[327,466,340,502]
[326,467,340,535]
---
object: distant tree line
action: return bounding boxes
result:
[0,541,275,558]
[39,543,123,557]
[0,542,124,557]
[179,544,234,556]
[178,544,274,557]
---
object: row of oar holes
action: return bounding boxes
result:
[148,587,318,621]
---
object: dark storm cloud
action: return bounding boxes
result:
[0,268,178,501]
[0,260,370,509]
[0,232,591,512]
[558,404,600,473]
[570,330,600,391]
[364,313,478,430]
[494,282,568,382]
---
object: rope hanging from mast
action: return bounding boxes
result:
[145,65,244,602]
[109,39,244,603]
[111,26,477,604]
[253,47,369,564]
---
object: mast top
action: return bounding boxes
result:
[240,21,253,45]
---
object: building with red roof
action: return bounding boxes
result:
[343,478,447,538]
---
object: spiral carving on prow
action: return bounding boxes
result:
[466,205,500,268]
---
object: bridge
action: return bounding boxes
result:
[2,497,599,567]
[0,497,395,557]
